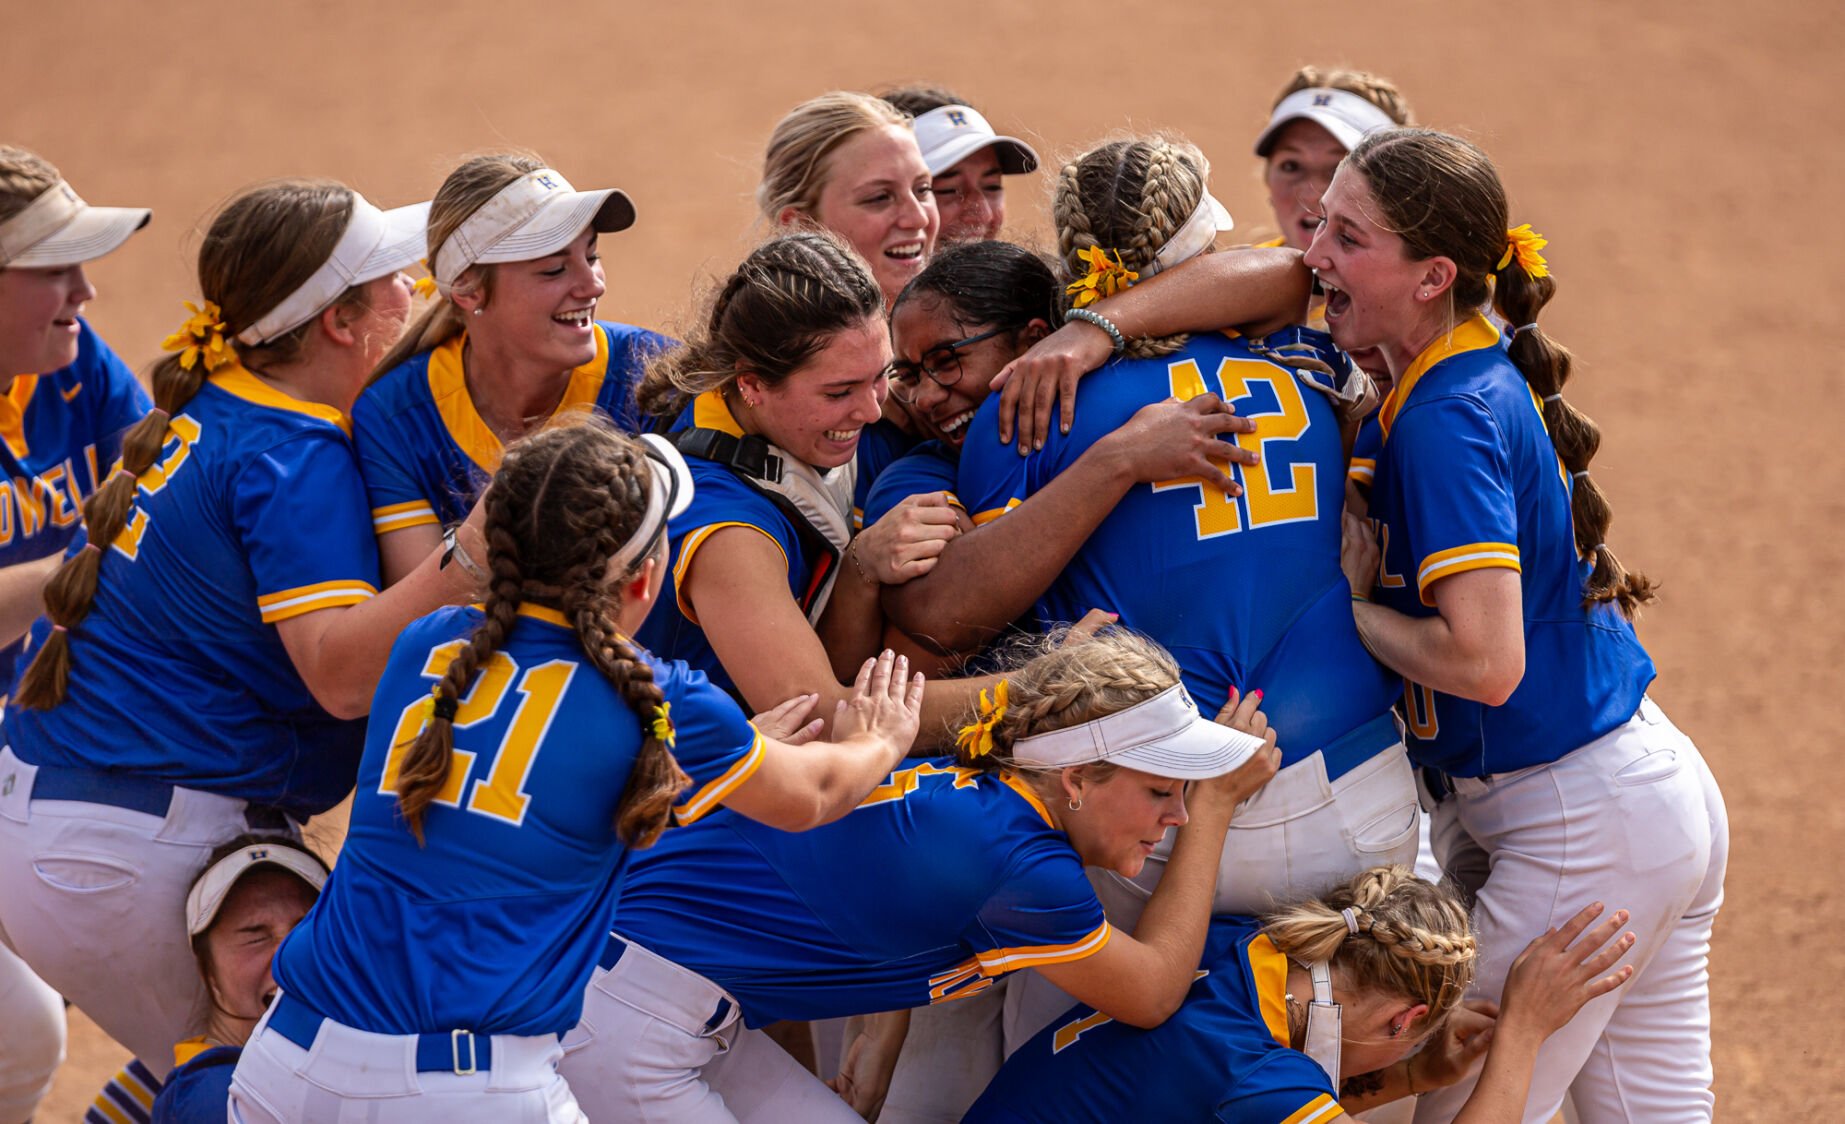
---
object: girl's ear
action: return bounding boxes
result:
[1416,256,1458,302]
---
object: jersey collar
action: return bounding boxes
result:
[1376,314,1501,443]
[997,771,1055,828]
[210,362,351,435]
[1246,933,1293,1047]
[691,387,745,438]
[426,326,610,473]
[0,374,39,458]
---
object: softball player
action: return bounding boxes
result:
[955,137,1419,928]
[0,144,153,1124]
[0,178,480,1072]
[557,627,1280,1121]
[355,152,668,585]
[229,421,925,1122]
[966,871,1636,1123]
[878,87,1039,245]
[1316,128,1728,1122]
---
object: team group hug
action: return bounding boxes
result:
[0,65,1729,1124]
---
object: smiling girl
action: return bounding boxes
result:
[355,153,669,585]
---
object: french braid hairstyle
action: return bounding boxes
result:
[369,150,546,383]
[636,230,884,421]
[14,181,362,710]
[1052,137,1213,359]
[877,84,972,119]
[1347,128,1654,616]
[1264,864,1477,1032]
[393,419,691,847]
[891,239,1060,339]
[951,626,1183,791]
[1272,67,1414,127]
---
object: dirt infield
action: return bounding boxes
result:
[9,0,1842,1118]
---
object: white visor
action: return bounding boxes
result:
[1253,88,1397,157]
[0,181,150,269]
[1143,190,1234,279]
[185,842,328,937]
[239,196,432,346]
[1010,684,1264,780]
[912,106,1040,177]
[611,434,697,574]
[433,168,635,294]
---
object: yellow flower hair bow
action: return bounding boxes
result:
[1495,224,1550,280]
[651,702,676,746]
[1065,246,1139,309]
[159,300,237,372]
[412,260,439,299]
[955,679,1009,759]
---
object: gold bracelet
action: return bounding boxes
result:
[847,541,878,587]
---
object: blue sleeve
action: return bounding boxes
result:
[861,448,960,527]
[966,832,1109,976]
[656,656,765,823]
[149,1050,239,1123]
[1389,395,1522,605]
[1213,1053,1344,1122]
[955,400,1034,527]
[232,433,383,623]
[350,382,442,535]
[668,472,803,615]
[1349,414,1381,491]
[600,323,675,433]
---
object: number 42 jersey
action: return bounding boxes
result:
[956,330,1396,769]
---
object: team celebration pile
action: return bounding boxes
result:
[0,67,1729,1124]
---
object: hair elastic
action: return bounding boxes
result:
[1572,470,1590,479]
[1510,322,1539,338]
[1543,393,1563,403]
[50,624,67,634]
[1341,907,1361,936]
[80,542,101,555]
[432,695,460,722]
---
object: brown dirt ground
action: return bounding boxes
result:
[8,1,1842,1118]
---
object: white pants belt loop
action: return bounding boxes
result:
[599,934,739,1038]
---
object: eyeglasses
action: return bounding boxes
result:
[888,325,1011,401]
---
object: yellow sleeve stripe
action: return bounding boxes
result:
[1416,542,1520,604]
[257,580,379,622]
[672,522,791,627]
[371,501,440,533]
[88,1097,134,1124]
[1347,457,1375,482]
[673,729,766,823]
[975,921,1112,974]
[943,491,965,511]
[971,498,1021,526]
[1280,1094,1345,1124]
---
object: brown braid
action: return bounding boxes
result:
[637,231,883,421]
[14,181,360,710]
[1348,129,1654,617]
[393,419,693,846]
[1272,67,1415,127]
[1051,137,1213,359]
[1263,865,1477,1030]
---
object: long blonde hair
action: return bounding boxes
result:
[758,92,911,221]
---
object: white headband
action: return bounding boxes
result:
[432,168,635,294]
[1010,684,1265,780]
[0,180,150,269]
[238,196,431,346]
[185,842,327,937]
[1254,87,1398,157]
[610,434,696,574]
[1143,190,1234,279]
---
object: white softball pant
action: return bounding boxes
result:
[1411,698,1728,1124]
[0,745,288,1073]
[227,992,584,1123]
[1003,739,1422,1050]
[877,977,1009,1124]
[558,934,861,1123]
[0,942,63,1124]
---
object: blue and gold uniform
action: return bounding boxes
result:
[353,321,668,535]
[636,390,830,700]
[860,439,960,527]
[966,916,1345,1124]
[614,760,1110,1025]
[1362,315,1653,777]
[0,318,149,686]
[274,604,764,1037]
[956,330,1398,779]
[4,362,380,817]
[853,415,920,527]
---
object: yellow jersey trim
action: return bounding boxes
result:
[0,374,39,458]
[371,500,440,533]
[1253,236,1287,249]
[1248,932,1292,1047]
[971,498,1021,526]
[998,771,1054,828]
[1280,1094,1345,1124]
[1347,457,1376,483]
[673,729,767,823]
[210,364,351,436]
[171,1035,213,1068]
[1416,541,1521,605]
[672,521,789,626]
[515,603,571,628]
[1376,315,1501,443]
[691,387,747,437]
[974,920,1112,975]
[257,578,378,622]
[425,327,610,473]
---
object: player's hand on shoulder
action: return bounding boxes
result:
[831,649,925,753]
[990,318,1116,452]
[1406,997,1500,1093]
[1498,902,1636,1040]
[752,692,826,744]
[853,492,963,585]
[1098,394,1258,490]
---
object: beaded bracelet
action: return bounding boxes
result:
[1064,307,1126,355]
